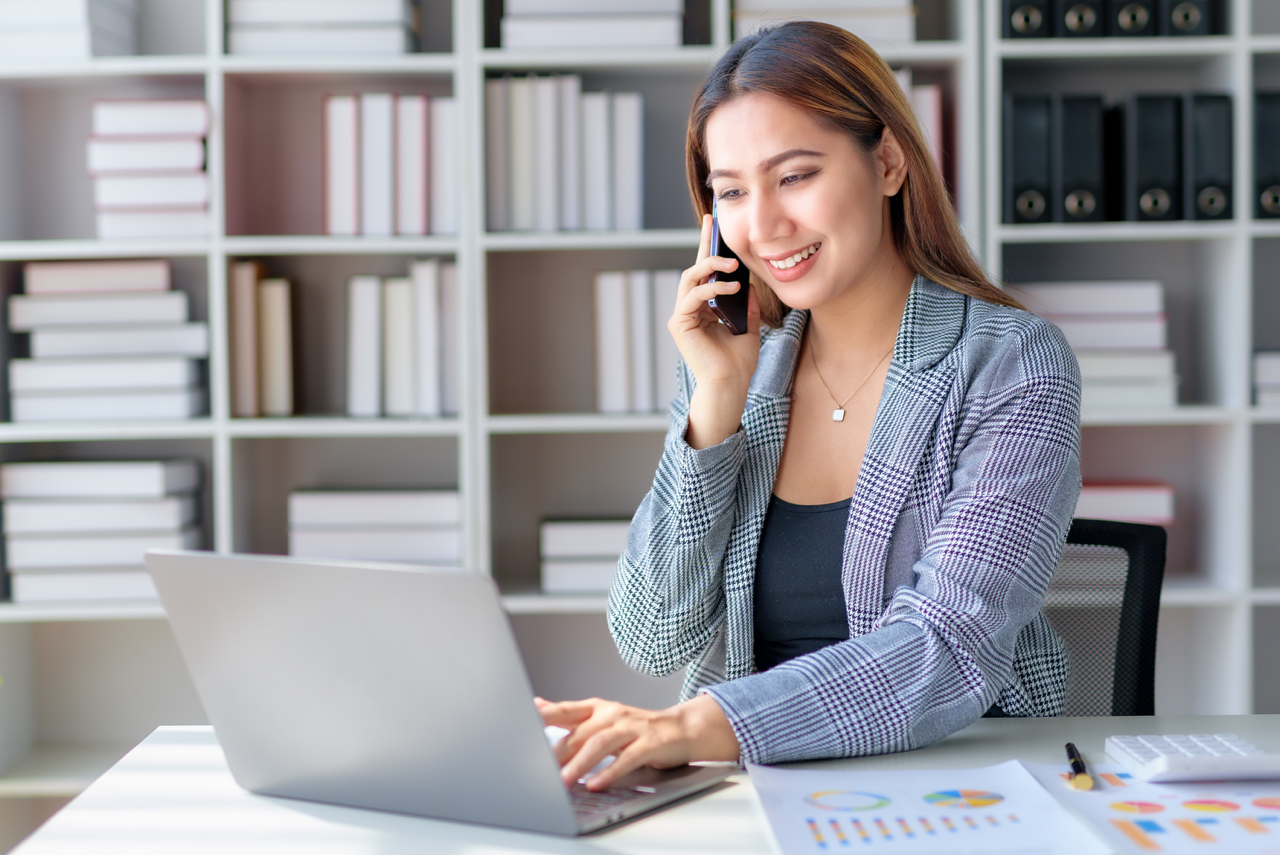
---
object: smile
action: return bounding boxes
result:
[767,242,821,269]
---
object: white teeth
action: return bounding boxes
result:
[769,243,820,270]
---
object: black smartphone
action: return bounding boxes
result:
[707,200,751,335]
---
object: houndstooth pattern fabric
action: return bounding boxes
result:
[607,276,1081,765]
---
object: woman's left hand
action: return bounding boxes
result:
[536,693,741,790]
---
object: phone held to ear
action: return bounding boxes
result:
[707,200,751,336]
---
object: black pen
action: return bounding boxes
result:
[1065,742,1094,791]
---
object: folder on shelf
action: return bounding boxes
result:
[506,75,536,232]
[359,93,394,237]
[1003,94,1051,224]
[428,97,456,235]
[395,94,428,237]
[1184,94,1232,221]
[1003,0,1051,37]
[382,277,415,417]
[1121,95,1181,221]
[594,271,630,414]
[485,77,509,232]
[533,75,561,233]
[346,275,382,418]
[627,270,654,414]
[1054,0,1104,36]
[1159,0,1214,35]
[1054,95,1106,222]
[325,95,359,236]
[257,278,293,417]
[1109,0,1156,35]
[582,91,613,231]
[230,261,261,418]
[559,74,582,231]
[1257,93,1280,218]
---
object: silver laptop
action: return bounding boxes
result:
[145,550,733,836]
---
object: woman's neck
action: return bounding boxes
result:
[807,244,915,366]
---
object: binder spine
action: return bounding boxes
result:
[1185,94,1232,221]
[1054,95,1106,222]
[1109,0,1157,35]
[1127,95,1181,221]
[1054,0,1105,36]
[1004,0,1052,37]
[1159,0,1215,35]
[1005,95,1052,224]
[1257,93,1280,218]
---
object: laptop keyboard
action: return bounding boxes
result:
[570,783,650,819]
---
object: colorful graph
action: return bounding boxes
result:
[1111,801,1165,814]
[805,790,892,811]
[1183,799,1239,812]
[923,789,1004,809]
[801,813,1017,847]
[1254,797,1280,810]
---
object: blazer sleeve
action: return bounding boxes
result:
[702,321,1082,764]
[606,358,750,678]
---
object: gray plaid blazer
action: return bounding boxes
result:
[607,276,1081,764]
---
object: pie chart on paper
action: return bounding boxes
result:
[1110,801,1165,814]
[1183,799,1239,812]
[1253,797,1280,810]
[923,790,1004,809]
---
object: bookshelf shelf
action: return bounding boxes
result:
[872,41,970,64]
[997,36,1236,60]
[0,422,217,445]
[1080,406,1241,426]
[222,236,459,256]
[479,47,720,71]
[0,240,210,262]
[1251,588,1280,605]
[225,417,462,439]
[217,54,458,75]
[0,744,134,799]
[0,57,210,81]
[1250,36,1280,54]
[482,229,701,252]
[0,602,164,624]
[997,222,1241,244]
[486,413,669,435]
[501,593,610,615]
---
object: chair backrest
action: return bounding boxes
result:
[1042,519,1167,716]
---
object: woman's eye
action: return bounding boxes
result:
[715,188,741,201]
[782,170,817,186]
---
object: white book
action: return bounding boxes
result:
[0,0,138,30]
[506,0,682,12]
[540,519,630,558]
[359,93,394,237]
[440,262,459,415]
[0,459,200,499]
[346,275,382,417]
[540,559,617,594]
[11,571,158,604]
[9,356,199,393]
[652,269,681,413]
[627,270,654,413]
[502,14,681,48]
[289,490,461,528]
[558,74,582,231]
[507,75,536,231]
[485,77,509,232]
[0,26,132,61]
[611,91,644,231]
[911,85,943,176]
[395,95,428,236]
[227,0,413,25]
[9,292,187,331]
[382,277,415,416]
[229,261,260,418]
[1011,281,1164,316]
[1076,484,1175,526]
[86,137,205,174]
[257,278,293,417]
[289,528,461,564]
[92,99,207,137]
[4,496,197,535]
[533,75,561,232]
[734,10,916,41]
[325,95,359,235]
[594,272,630,413]
[227,24,413,55]
[428,97,457,235]
[1076,350,1175,381]
[7,527,201,570]
[96,210,209,240]
[410,259,441,418]
[12,387,204,422]
[1255,352,1280,385]
[27,322,205,360]
[581,91,613,230]
[93,174,209,209]
[24,259,169,295]
[1052,316,1166,351]
[31,323,209,359]
[1080,378,1177,410]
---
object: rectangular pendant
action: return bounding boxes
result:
[832,408,845,422]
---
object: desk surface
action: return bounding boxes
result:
[13,715,1280,855]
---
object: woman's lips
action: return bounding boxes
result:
[765,243,820,282]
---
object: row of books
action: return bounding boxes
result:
[324,93,456,237]
[229,263,294,418]
[9,259,208,422]
[1,459,202,603]
[288,490,461,566]
[346,260,459,418]
[486,76,642,233]
[1255,353,1280,407]
[87,100,211,239]
[1004,93,1231,224]
[0,0,137,62]
[227,0,421,56]
[1002,0,1219,38]
[1010,280,1177,409]
[594,270,681,416]
[733,0,917,42]
[499,0,681,49]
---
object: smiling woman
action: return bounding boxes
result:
[537,21,1082,792]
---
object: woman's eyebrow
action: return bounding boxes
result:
[705,148,826,187]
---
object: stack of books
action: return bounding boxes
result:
[229,263,294,418]
[8,259,208,422]
[500,0,682,49]
[1010,281,1177,409]
[1075,483,1175,526]
[346,259,458,418]
[1,459,201,603]
[324,93,455,236]
[1256,353,1280,407]
[87,99,210,239]
[733,0,916,42]
[594,269,682,415]
[486,75,643,232]
[0,0,137,62]
[540,519,630,594]
[226,0,419,55]
[288,490,461,566]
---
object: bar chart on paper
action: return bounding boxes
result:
[750,760,1108,854]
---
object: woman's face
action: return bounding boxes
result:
[703,92,905,311]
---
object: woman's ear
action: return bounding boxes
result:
[877,126,909,198]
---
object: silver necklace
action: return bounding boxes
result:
[808,337,893,422]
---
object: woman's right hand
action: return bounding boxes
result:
[669,214,763,449]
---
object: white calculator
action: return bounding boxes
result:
[1105,734,1280,782]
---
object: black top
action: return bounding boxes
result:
[753,494,851,672]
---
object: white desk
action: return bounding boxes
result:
[12,715,1280,854]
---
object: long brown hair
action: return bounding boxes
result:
[686,21,1019,326]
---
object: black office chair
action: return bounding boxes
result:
[1041,519,1167,716]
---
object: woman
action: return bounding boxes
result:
[538,21,1081,789]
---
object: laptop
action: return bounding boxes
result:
[145,550,734,836]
